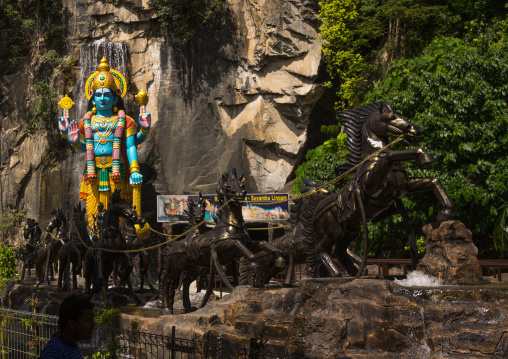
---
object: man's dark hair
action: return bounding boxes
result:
[58,295,94,332]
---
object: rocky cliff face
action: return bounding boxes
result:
[0,0,330,224]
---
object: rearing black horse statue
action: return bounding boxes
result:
[299,101,454,278]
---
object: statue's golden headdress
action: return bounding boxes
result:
[85,57,127,100]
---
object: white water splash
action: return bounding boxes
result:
[394,271,445,287]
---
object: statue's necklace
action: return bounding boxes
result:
[95,115,117,129]
[92,116,118,145]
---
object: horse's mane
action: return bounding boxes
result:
[111,189,123,203]
[290,177,323,229]
[51,207,66,221]
[184,194,205,229]
[337,101,394,172]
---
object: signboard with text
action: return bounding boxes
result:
[157,193,290,223]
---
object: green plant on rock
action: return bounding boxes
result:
[0,209,26,242]
[31,80,57,130]
[319,1,506,111]
[94,303,123,357]
[42,50,62,67]
[149,0,227,43]
[0,244,18,294]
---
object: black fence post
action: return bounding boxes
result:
[171,325,175,359]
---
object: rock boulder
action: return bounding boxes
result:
[417,220,483,285]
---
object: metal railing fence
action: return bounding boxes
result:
[0,308,304,359]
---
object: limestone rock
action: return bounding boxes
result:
[0,0,329,222]
[417,220,483,285]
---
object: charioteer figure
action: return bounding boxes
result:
[57,57,151,229]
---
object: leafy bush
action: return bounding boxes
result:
[363,18,508,256]
[32,80,57,129]
[0,209,26,242]
[0,244,18,292]
[318,0,507,110]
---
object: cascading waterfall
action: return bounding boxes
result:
[73,38,128,117]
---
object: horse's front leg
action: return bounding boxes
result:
[407,178,454,222]
[364,149,436,196]
[233,241,256,260]
[257,242,286,268]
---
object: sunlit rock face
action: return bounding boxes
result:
[68,0,325,195]
[0,0,327,221]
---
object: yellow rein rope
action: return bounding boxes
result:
[78,135,404,253]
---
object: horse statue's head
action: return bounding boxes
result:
[24,218,35,239]
[338,101,422,169]
[218,168,246,203]
[72,203,87,224]
[186,192,206,226]
[45,207,66,233]
[108,190,146,227]
[366,102,420,144]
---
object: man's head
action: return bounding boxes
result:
[58,295,95,341]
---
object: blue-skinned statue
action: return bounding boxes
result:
[58,57,151,229]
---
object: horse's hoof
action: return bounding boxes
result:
[418,152,437,168]
[436,209,454,223]
[274,256,286,268]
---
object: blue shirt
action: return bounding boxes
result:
[39,335,83,359]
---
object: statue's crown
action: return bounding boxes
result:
[85,57,127,100]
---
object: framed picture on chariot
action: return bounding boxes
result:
[157,193,290,223]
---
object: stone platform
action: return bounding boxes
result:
[4,277,508,358]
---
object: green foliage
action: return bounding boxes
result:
[149,0,227,43]
[0,209,26,231]
[364,17,508,256]
[0,244,18,293]
[85,353,110,359]
[0,0,64,74]
[94,303,119,326]
[32,80,57,130]
[293,133,350,194]
[319,0,367,109]
[94,303,124,355]
[318,0,507,110]
[0,209,26,242]
[42,50,62,66]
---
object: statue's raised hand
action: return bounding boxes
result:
[139,106,151,131]
[58,112,69,133]
[130,172,143,185]
[68,121,80,145]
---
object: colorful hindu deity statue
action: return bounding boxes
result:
[57,57,151,228]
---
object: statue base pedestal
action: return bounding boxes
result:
[4,277,508,357]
